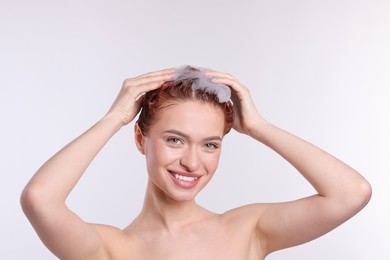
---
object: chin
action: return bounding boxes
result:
[168,191,198,202]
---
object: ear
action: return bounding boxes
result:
[134,123,145,155]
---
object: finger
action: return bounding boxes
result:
[135,92,146,101]
[203,70,236,80]
[210,77,247,93]
[134,78,168,95]
[136,68,176,79]
[132,73,175,87]
[211,77,252,107]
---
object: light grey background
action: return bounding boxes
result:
[1,0,389,259]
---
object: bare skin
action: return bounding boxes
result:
[21,68,372,260]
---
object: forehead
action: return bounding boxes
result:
[149,100,225,138]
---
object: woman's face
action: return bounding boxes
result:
[138,100,225,202]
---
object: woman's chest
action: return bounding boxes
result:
[121,226,263,260]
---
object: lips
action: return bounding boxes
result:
[168,170,203,189]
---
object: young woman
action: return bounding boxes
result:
[21,66,371,259]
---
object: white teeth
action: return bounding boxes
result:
[174,173,198,181]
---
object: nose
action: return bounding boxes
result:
[180,146,200,172]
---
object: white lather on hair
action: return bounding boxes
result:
[173,65,231,103]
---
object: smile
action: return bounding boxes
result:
[173,173,198,181]
[168,170,202,189]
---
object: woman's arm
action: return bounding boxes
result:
[248,120,371,253]
[20,69,175,260]
[207,71,372,255]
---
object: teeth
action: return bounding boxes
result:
[174,173,198,181]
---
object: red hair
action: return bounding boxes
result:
[137,78,234,135]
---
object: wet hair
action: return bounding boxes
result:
[137,69,234,136]
[173,66,231,103]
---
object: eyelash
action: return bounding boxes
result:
[167,137,183,144]
[203,143,219,149]
[166,138,219,150]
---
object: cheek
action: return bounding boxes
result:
[202,152,221,172]
[145,140,178,167]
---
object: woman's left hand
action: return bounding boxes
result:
[204,70,265,135]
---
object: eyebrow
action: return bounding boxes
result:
[162,129,222,142]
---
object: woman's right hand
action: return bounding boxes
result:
[204,70,265,136]
[106,68,175,126]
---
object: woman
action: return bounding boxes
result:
[21,66,371,259]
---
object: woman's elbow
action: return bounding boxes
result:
[343,177,372,213]
[20,183,49,218]
[355,178,372,208]
[21,185,37,215]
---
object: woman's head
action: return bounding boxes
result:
[137,66,234,136]
[134,66,235,201]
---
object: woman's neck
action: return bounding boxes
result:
[135,180,213,233]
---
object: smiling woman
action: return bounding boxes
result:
[20,66,371,260]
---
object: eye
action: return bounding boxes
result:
[203,143,219,150]
[167,137,183,145]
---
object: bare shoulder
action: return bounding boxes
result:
[219,203,272,238]
[221,203,269,224]
[90,223,138,259]
[217,204,272,258]
[92,223,128,239]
